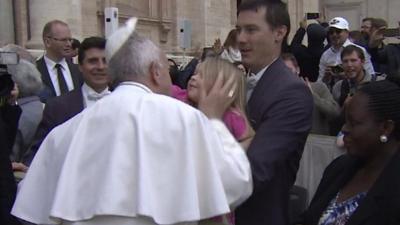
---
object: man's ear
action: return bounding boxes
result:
[43,37,51,48]
[149,61,161,86]
[274,25,288,43]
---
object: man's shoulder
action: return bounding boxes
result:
[311,81,329,93]
[35,57,47,72]
[253,60,312,107]
[146,93,200,115]
[45,89,83,109]
[319,48,332,63]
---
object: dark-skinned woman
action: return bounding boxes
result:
[296,77,400,225]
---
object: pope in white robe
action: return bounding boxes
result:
[11,18,252,225]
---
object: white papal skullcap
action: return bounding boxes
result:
[105,17,138,62]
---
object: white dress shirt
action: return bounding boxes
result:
[44,55,74,96]
[81,83,110,108]
[318,39,375,82]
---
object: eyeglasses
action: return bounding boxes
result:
[47,36,73,43]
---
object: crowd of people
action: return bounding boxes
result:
[1,0,400,225]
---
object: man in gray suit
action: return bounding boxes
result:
[37,20,82,102]
[235,1,313,225]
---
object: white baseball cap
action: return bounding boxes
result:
[328,17,349,30]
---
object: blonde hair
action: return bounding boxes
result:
[197,57,247,112]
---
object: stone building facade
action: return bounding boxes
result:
[0,0,399,57]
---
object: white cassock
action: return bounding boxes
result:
[12,82,252,225]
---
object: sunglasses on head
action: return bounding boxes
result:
[328,28,345,35]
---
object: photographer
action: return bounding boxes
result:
[0,50,23,224]
[332,45,383,107]
[0,81,22,225]
[7,60,43,167]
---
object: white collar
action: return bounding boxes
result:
[82,83,110,96]
[118,81,153,93]
[248,57,279,83]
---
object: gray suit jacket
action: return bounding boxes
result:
[236,58,313,225]
[11,96,43,162]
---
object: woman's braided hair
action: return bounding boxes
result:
[358,74,400,139]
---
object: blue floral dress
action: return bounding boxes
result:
[318,192,367,225]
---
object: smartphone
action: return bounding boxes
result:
[306,13,320,20]
[382,28,400,37]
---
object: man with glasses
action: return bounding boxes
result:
[318,17,374,88]
[37,20,82,102]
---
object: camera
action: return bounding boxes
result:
[330,65,344,74]
[0,52,19,106]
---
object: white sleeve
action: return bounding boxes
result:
[318,52,327,82]
[209,119,253,209]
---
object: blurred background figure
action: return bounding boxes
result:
[66,38,81,64]
[282,53,340,135]
[358,17,374,47]
[216,29,242,63]
[0,48,22,225]
[1,44,36,64]
[291,18,327,82]
[7,60,43,170]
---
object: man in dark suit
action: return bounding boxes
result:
[37,20,82,103]
[235,1,313,225]
[24,37,110,165]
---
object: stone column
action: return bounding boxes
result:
[0,0,15,46]
[26,0,83,49]
[205,0,235,47]
[13,0,29,46]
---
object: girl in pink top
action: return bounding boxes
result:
[171,57,254,224]
[172,57,253,145]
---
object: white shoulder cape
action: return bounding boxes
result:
[12,83,252,224]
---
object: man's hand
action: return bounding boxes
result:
[12,162,28,173]
[300,18,307,29]
[198,71,237,119]
[213,38,223,54]
[369,26,386,48]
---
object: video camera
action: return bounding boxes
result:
[0,52,19,106]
